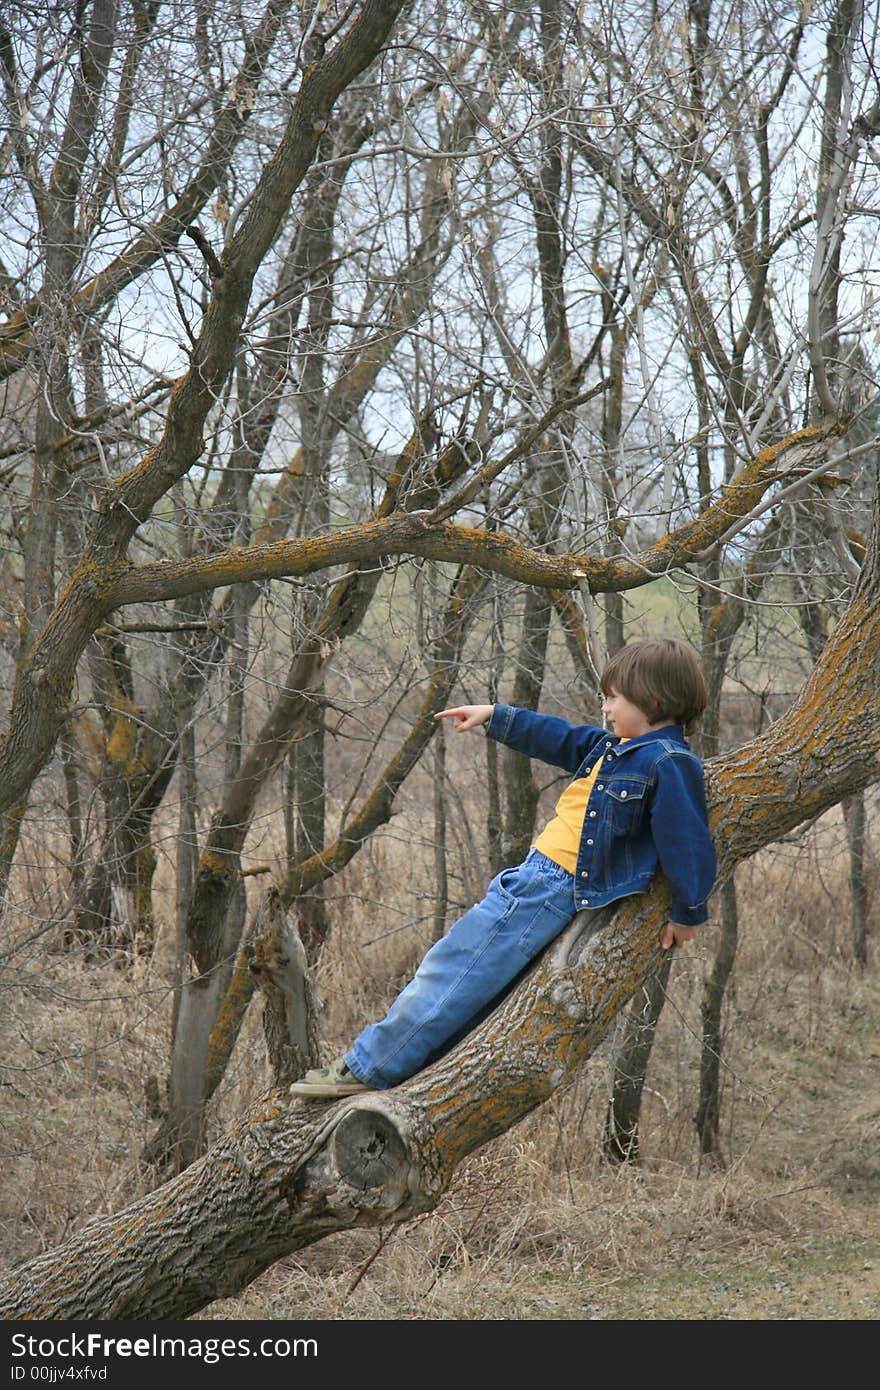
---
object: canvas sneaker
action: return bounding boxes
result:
[289,1056,374,1098]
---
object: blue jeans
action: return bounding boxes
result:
[345,848,576,1088]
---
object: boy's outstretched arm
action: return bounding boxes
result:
[434,704,494,732]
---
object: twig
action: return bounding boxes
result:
[186,224,224,281]
[97,621,211,635]
[346,1227,393,1295]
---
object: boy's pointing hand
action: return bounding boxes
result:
[434,705,494,733]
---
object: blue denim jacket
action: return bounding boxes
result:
[487,703,716,926]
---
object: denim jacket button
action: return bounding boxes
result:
[619,789,627,798]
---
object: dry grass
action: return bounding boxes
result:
[1,797,878,1321]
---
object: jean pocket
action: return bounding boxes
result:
[516,888,574,959]
[486,864,522,919]
[513,863,573,958]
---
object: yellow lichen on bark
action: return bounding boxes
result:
[105,696,143,773]
[198,849,237,878]
[751,422,834,468]
[205,947,255,1090]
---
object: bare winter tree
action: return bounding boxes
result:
[1,0,879,1300]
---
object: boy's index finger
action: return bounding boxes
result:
[434,705,493,730]
[434,708,470,726]
[435,707,480,732]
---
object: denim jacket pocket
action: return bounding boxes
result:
[604,776,648,831]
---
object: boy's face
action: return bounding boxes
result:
[601,687,668,739]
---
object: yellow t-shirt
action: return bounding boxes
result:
[533,741,628,874]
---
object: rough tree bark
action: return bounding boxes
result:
[2,482,879,1320]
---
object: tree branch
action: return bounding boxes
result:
[106,421,843,609]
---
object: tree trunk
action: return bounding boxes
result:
[696,874,739,1161]
[142,877,248,1170]
[0,799,27,919]
[72,625,196,954]
[247,889,320,1086]
[59,734,84,904]
[598,490,757,1163]
[74,789,163,954]
[601,950,672,1164]
[485,594,505,877]
[500,0,574,868]
[3,505,880,1317]
[502,586,553,863]
[288,696,329,961]
[842,791,868,968]
[432,720,448,943]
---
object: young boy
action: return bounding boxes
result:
[290,637,716,1098]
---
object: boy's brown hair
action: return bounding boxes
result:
[600,638,707,732]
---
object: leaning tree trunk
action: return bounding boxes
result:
[146,573,381,1170]
[2,509,880,1318]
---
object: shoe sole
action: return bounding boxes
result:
[289,1082,371,1098]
